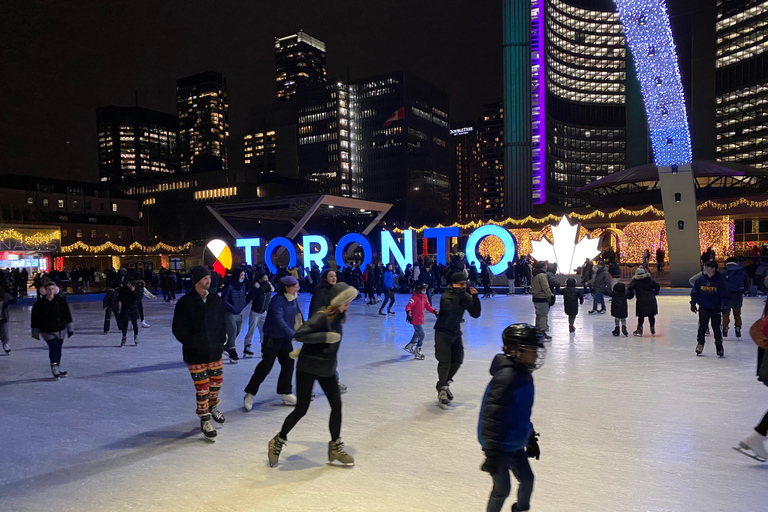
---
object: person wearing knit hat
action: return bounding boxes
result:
[627,264,660,337]
[268,282,358,468]
[172,265,228,442]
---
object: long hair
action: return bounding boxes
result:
[323,304,346,324]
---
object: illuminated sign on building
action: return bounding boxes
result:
[530,216,602,274]
[449,127,474,136]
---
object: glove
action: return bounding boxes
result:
[326,332,341,344]
[433,310,439,316]
[527,431,540,460]
[481,451,501,473]
[406,313,413,324]
[690,301,698,314]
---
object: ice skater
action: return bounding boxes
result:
[587,261,610,314]
[722,257,750,338]
[30,282,74,379]
[378,263,396,316]
[606,282,629,336]
[1,283,11,354]
[243,272,272,356]
[531,261,553,340]
[735,301,768,461]
[691,260,730,357]
[268,282,358,467]
[221,268,249,363]
[307,269,348,393]
[479,324,544,512]
[102,287,121,335]
[117,280,141,347]
[171,266,227,442]
[404,284,438,359]
[627,267,660,336]
[433,272,481,409]
[134,280,156,329]
[561,277,583,333]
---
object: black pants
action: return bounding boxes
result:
[280,371,342,441]
[137,301,144,321]
[697,309,722,345]
[44,338,63,365]
[756,410,768,437]
[435,331,464,390]
[380,289,395,311]
[637,316,656,330]
[103,307,120,332]
[121,316,138,337]
[487,449,534,512]
[244,337,294,395]
[364,283,375,302]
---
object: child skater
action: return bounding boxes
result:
[268,282,358,468]
[561,277,583,333]
[606,282,629,336]
[479,323,545,512]
[404,284,438,360]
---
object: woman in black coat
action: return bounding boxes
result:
[117,280,142,346]
[562,278,583,332]
[309,269,337,317]
[606,282,629,336]
[627,267,660,336]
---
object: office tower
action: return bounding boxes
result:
[356,71,451,224]
[450,123,483,222]
[276,31,328,101]
[96,106,178,183]
[176,71,229,172]
[479,102,505,219]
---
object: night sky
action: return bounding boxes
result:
[0,0,503,182]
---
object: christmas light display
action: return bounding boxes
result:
[59,241,193,254]
[0,229,60,246]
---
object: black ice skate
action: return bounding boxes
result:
[650,326,656,336]
[612,327,620,336]
[722,327,728,338]
[633,328,642,337]
[200,416,217,442]
[717,345,725,358]
[328,438,355,466]
[268,434,286,466]
[2,342,10,354]
[209,405,225,424]
[243,345,255,358]
[733,430,768,462]
[378,308,387,316]
[622,326,629,336]
[133,335,139,346]
[735,327,742,338]
[695,343,704,355]
[387,309,395,315]
[120,336,126,347]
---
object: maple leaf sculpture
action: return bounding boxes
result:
[530,216,602,274]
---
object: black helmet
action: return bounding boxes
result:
[502,323,546,370]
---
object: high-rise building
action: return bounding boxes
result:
[275,31,328,101]
[96,106,178,183]
[244,100,299,183]
[450,124,483,222]
[356,71,451,224]
[715,0,768,168]
[479,102,504,219]
[176,71,229,173]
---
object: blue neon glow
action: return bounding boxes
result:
[263,237,297,274]
[334,233,373,269]
[465,225,517,275]
[235,238,261,266]
[613,0,692,166]
[381,230,414,269]
[302,235,329,270]
[423,227,460,265]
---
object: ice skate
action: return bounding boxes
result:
[695,343,704,355]
[445,387,454,402]
[209,405,225,424]
[717,346,725,358]
[338,382,348,394]
[612,327,620,336]
[633,328,642,337]
[120,336,126,347]
[281,394,297,406]
[650,326,656,336]
[51,364,67,379]
[268,434,286,467]
[437,387,449,409]
[243,392,255,412]
[227,348,239,364]
[414,347,425,360]
[622,326,629,336]
[403,342,415,354]
[133,335,139,346]
[328,438,355,466]
[722,327,728,338]
[243,345,255,358]
[735,327,742,338]
[200,415,217,442]
[378,308,387,316]
[387,309,395,315]
[2,342,10,354]
[141,320,150,328]
[733,430,768,462]
[569,324,575,333]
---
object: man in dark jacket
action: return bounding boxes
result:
[691,260,731,357]
[478,324,543,512]
[117,281,141,346]
[221,268,248,363]
[244,273,273,356]
[589,263,611,314]
[172,266,227,442]
[722,257,750,338]
[433,272,481,408]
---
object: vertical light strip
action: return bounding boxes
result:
[536,0,546,203]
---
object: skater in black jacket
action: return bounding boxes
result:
[561,278,583,333]
[606,282,629,336]
[102,287,121,334]
[30,282,74,379]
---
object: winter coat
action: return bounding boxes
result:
[171,290,227,365]
[422,268,437,288]
[531,269,553,303]
[469,265,479,282]
[504,263,515,279]
[382,270,395,290]
[608,262,621,279]
[723,263,750,309]
[562,285,583,316]
[30,295,73,336]
[581,262,594,284]
[481,265,492,285]
[405,292,436,325]
[478,354,535,453]
[117,285,141,320]
[606,283,629,319]
[434,286,481,334]
[691,272,731,310]
[0,292,10,324]
[294,311,344,377]
[627,274,660,317]
[221,279,248,315]
[263,294,303,340]
[103,289,119,312]
[309,282,332,317]
[592,267,612,293]
[248,281,273,314]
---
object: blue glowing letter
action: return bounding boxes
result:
[465,225,517,275]
[235,238,261,266]
[302,235,330,270]
[381,230,414,269]
[264,237,297,274]
[423,227,460,265]
[334,233,373,269]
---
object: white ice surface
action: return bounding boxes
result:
[1,293,767,512]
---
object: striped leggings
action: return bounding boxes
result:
[187,359,223,418]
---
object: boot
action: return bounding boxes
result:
[403,343,415,354]
[2,342,10,354]
[268,434,286,467]
[735,430,768,462]
[387,309,395,315]
[735,327,742,338]
[134,335,139,346]
[414,347,425,360]
[281,394,297,406]
[569,324,575,333]
[378,308,387,316]
[200,415,217,442]
[227,348,239,364]
[243,345,255,358]
[723,327,728,338]
[612,327,620,336]
[633,328,643,337]
[328,438,355,466]
[437,387,449,409]
[622,326,629,337]
[716,344,725,358]
[209,405,225,424]
[338,382,348,394]
[695,343,704,355]
[141,320,151,328]
[120,336,126,347]
[650,325,656,336]
[51,363,67,379]
[243,392,255,412]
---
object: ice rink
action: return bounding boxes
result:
[1,291,767,512]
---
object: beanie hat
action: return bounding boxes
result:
[635,267,645,275]
[278,276,299,287]
[191,265,210,285]
[450,271,468,284]
[329,282,359,306]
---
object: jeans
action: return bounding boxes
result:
[592,291,605,311]
[533,302,549,333]
[225,312,244,350]
[244,310,267,346]
[697,309,722,346]
[44,338,64,365]
[427,287,434,306]
[487,449,534,512]
[409,324,425,347]
[435,331,464,390]
[244,337,294,396]
[508,279,515,295]
[280,371,342,441]
[721,307,742,330]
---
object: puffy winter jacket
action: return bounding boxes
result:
[294,310,344,377]
[592,267,611,293]
[478,354,535,453]
[263,294,303,340]
[627,273,660,317]
[221,279,248,314]
[434,286,481,334]
[382,270,395,290]
[531,269,553,303]
[30,295,73,335]
[606,282,629,319]
[172,290,227,365]
[691,272,731,310]
[561,284,583,316]
[405,292,436,325]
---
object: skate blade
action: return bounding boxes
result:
[204,437,216,443]
[327,461,355,467]
[733,446,766,462]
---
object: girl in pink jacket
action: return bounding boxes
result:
[404,284,438,360]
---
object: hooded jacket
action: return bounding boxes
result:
[434,286,481,334]
[263,293,303,340]
[606,282,629,319]
[31,292,74,336]
[221,273,248,314]
[531,268,553,303]
[691,271,731,310]
[382,269,395,290]
[723,262,750,309]
[627,273,660,317]
[248,280,273,314]
[172,290,227,364]
[592,266,611,293]
[561,278,583,316]
[478,353,534,453]
[405,291,436,325]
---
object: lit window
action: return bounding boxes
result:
[91,230,97,238]
[112,204,118,212]
[77,229,82,238]
[43,199,49,207]
[58,200,64,208]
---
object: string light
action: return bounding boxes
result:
[617,219,734,263]
[697,198,768,210]
[60,241,193,254]
[0,229,61,245]
[478,235,505,265]
[111,256,121,269]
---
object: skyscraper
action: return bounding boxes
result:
[275,31,328,101]
[479,101,504,219]
[96,105,178,183]
[176,71,229,173]
[450,123,483,222]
